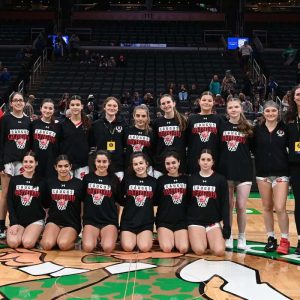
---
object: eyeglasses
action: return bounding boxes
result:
[11,99,24,103]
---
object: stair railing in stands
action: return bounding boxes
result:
[29,48,47,88]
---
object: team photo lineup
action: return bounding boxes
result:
[0,86,300,257]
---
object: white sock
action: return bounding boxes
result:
[238,233,245,239]
[298,235,300,240]
[281,233,289,239]
[267,232,275,238]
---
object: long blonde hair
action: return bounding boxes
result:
[159,94,187,131]
[133,104,152,134]
[227,97,253,137]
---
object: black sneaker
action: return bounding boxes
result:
[264,236,277,252]
[295,241,300,255]
[0,226,6,239]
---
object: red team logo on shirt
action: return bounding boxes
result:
[163,183,186,204]
[192,185,216,207]
[222,131,246,152]
[192,123,217,142]
[34,129,56,150]
[87,183,112,205]
[15,185,40,206]
[158,126,181,146]
[128,185,153,207]
[51,189,75,210]
[8,129,29,149]
[127,135,151,152]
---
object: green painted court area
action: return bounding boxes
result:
[233,208,261,215]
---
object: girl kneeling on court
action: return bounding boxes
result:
[82,150,121,253]
[187,149,231,256]
[120,152,157,252]
[40,155,84,251]
[7,151,47,249]
[156,151,189,253]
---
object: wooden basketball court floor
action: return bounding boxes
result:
[0,196,299,300]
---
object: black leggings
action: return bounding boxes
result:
[290,171,300,235]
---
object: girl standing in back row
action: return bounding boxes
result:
[90,97,126,180]
[0,92,31,239]
[60,95,91,179]
[152,94,187,177]
[187,91,221,174]
[31,98,61,178]
[218,98,253,250]
[252,101,290,254]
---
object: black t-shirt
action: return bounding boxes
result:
[156,174,187,227]
[8,175,46,227]
[187,113,221,174]
[46,177,84,233]
[120,175,157,231]
[82,172,121,227]
[218,121,253,182]
[0,113,31,170]
[187,172,230,230]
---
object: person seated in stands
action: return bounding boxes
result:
[131,91,143,109]
[80,49,91,64]
[221,70,236,99]
[108,56,116,68]
[23,94,35,120]
[85,101,99,121]
[87,94,99,112]
[189,83,200,103]
[281,92,290,113]
[209,75,221,96]
[282,43,297,66]
[117,54,127,67]
[178,84,188,101]
[0,67,11,83]
[253,99,263,114]
[214,94,225,108]
[99,55,108,68]
[240,93,253,113]
[58,93,69,119]
[120,90,132,106]
[144,92,155,107]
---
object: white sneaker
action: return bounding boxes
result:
[237,235,247,250]
[225,236,233,249]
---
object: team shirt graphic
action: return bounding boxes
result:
[8,129,29,149]
[34,129,56,150]
[87,183,112,205]
[158,125,181,146]
[192,185,217,207]
[127,134,151,152]
[15,185,40,206]
[192,122,217,142]
[222,130,246,152]
[128,185,153,207]
[51,189,75,210]
[163,183,187,204]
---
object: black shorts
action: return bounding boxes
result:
[46,220,81,234]
[121,223,153,234]
[156,222,187,232]
[83,221,119,230]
